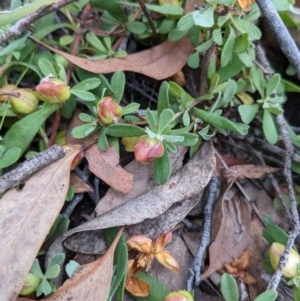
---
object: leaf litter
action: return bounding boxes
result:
[0,145,80,300]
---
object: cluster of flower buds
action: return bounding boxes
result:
[97,96,122,125]
[269,242,300,278]
[164,290,194,301]
[36,75,70,104]
[134,136,165,163]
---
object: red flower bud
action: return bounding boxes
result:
[97,96,122,125]
[9,88,39,114]
[36,76,70,104]
[134,136,164,163]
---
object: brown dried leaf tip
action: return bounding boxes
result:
[224,249,257,285]
[126,232,179,296]
[237,0,255,11]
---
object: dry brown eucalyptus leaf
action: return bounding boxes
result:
[63,142,215,239]
[70,173,93,193]
[225,164,279,181]
[201,191,251,279]
[30,36,193,80]
[0,145,80,300]
[86,144,134,194]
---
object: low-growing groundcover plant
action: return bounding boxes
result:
[1,0,300,299]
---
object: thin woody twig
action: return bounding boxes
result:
[186,175,220,291]
[256,0,300,81]
[256,43,300,291]
[0,0,77,44]
[0,144,65,194]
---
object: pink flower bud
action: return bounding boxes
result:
[134,136,164,163]
[269,242,300,278]
[164,290,194,301]
[36,76,70,104]
[97,96,122,125]
[9,88,39,114]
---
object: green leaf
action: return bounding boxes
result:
[262,217,288,245]
[98,127,108,150]
[221,79,237,107]
[234,33,249,53]
[71,123,97,138]
[220,273,239,301]
[158,109,174,132]
[182,110,190,126]
[37,278,53,297]
[79,113,96,123]
[0,0,58,27]
[177,12,194,31]
[168,81,194,104]
[145,109,158,132]
[188,52,200,68]
[272,0,291,11]
[193,108,249,135]
[231,17,261,41]
[174,132,199,146]
[111,71,125,102]
[59,35,73,46]
[132,271,170,301]
[145,4,183,16]
[162,134,184,143]
[122,102,140,115]
[65,260,80,278]
[221,26,235,67]
[0,147,22,169]
[154,150,172,184]
[45,264,60,279]
[70,89,96,101]
[72,78,101,91]
[30,259,44,278]
[48,253,65,269]
[106,124,146,137]
[157,81,170,116]
[193,6,214,28]
[104,228,128,301]
[0,32,29,57]
[266,74,281,97]
[86,33,107,52]
[251,66,265,98]
[218,55,244,83]
[294,286,300,301]
[1,104,58,156]
[253,290,278,301]
[238,104,259,124]
[89,0,127,22]
[237,52,253,68]
[262,110,278,144]
[212,28,223,45]
[282,79,300,92]
[126,21,147,34]
[42,215,69,250]
[38,58,57,77]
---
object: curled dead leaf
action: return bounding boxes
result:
[224,249,257,285]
